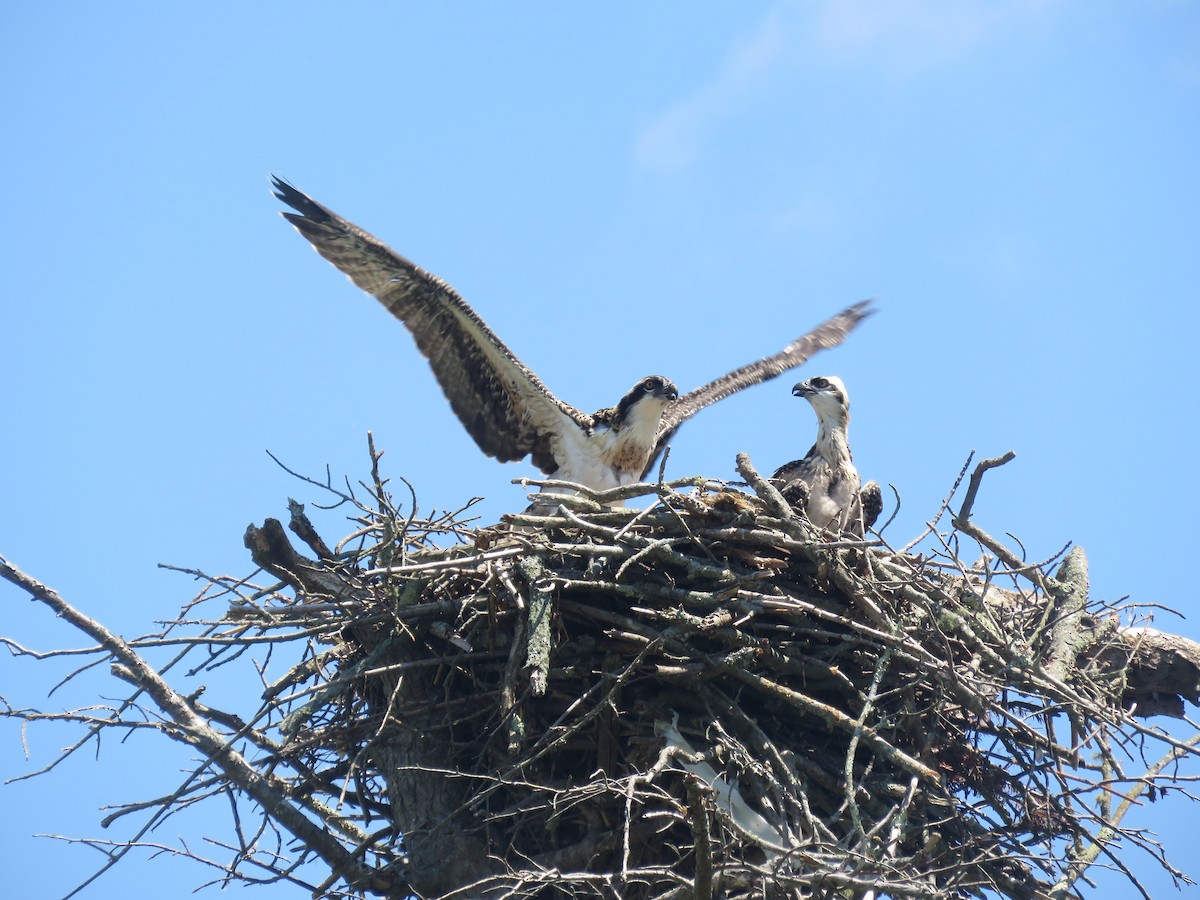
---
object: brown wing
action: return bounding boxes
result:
[771,447,820,483]
[858,480,883,531]
[272,178,591,474]
[641,300,874,477]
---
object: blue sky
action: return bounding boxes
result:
[2,2,1198,897]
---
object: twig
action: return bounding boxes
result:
[954,450,1016,525]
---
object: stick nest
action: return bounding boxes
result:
[236,453,1197,900]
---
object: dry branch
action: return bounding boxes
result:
[3,452,1200,899]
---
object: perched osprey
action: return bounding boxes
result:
[772,375,882,534]
[273,178,872,500]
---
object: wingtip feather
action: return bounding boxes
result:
[846,297,878,321]
[270,175,335,224]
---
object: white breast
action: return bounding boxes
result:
[539,395,668,504]
[552,424,630,493]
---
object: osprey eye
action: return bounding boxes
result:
[812,377,829,389]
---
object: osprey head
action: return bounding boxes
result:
[616,375,678,416]
[793,375,850,424]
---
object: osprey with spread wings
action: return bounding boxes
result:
[273,178,871,499]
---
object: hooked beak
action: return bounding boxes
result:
[792,381,814,398]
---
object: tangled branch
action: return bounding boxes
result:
[3,445,1199,899]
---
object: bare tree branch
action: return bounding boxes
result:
[3,445,1198,898]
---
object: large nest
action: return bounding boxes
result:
[232,448,1200,900]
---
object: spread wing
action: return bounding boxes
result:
[642,300,874,477]
[771,448,820,484]
[273,177,591,474]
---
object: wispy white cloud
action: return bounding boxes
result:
[633,0,1066,175]
[813,0,1063,69]
[632,9,787,175]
